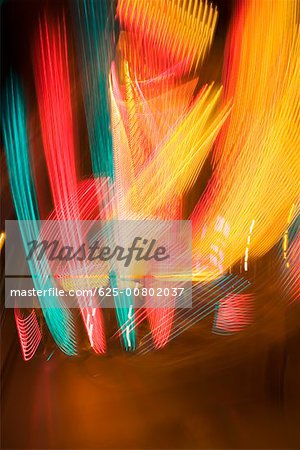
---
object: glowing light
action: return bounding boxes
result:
[15,309,42,361]
[244,220,255,271]
[192,0,300,280]
[0,232,6,251]
[117,0,218,79]
[213,294,254,334]
[33,15,107,354]
[2,74,77,356]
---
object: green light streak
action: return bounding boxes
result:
[2,75,77,356]
[74,2,136,349]
[74,0,115,178]
[110,271,136,351]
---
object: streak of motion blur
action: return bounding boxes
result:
[1,0,300,449]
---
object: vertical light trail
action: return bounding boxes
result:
[280,214,300,303]
[2,75,76,355]
[73,1,136,349]
[112,0,229,348]
[244,220,255,271]
[73,0,115,177]
[33,14,106,354]
[110,271,136,351]
[34,15,77,209]
[282,204,295,267]
[0,232,6,251]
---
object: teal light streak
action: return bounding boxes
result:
[2,75,77,355]
[47,351,55,361]
[74,1,136,349]
[110,271,136,351]
[74,0,115,178]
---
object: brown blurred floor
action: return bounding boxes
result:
[1,301,300,450]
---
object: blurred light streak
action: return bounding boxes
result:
[244,220,255,271]
[14,309,42,361]
[192,0,300,280]
[33,15,106,354]
[110,271,136,351]
[123,85,231,219]
[34,14,77,209]
[111,0,231,348]
[282,204,296,266]
[138,275,250,354]
[213,294,254,334]
[4,0,298,357]
[280,214,300,303]
[73,0,115,178]
[2,75,76,355]
[73,1,137,349]
[0,232,6,251]
[117,0,218,79]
